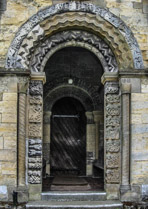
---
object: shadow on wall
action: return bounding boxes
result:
[0,0,7,15]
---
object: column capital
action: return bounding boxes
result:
[43,111,52,124]
[30,72,46,84]
[101,72,118,85]
[85,111,94,124]
[93,111,104,123]
[19,82,28,94]
[121,83,131,94]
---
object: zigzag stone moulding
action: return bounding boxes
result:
[31,30,117,73]
[21,12,132,70]
[5,2,144,69]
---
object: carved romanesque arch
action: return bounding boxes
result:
[6,2,144,70]
[31,30,117,73]
[12,2,144,199]
[44,85,94,112]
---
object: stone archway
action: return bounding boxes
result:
[5,2,144,201]
[6,2,143,70]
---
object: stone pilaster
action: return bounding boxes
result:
[85,111,96,176]
[93,111,104,160]
[18,83,28,186]
[43,111,52,176]
[28,73,46,200]
[121,83,131,188]
[102,72,121,199]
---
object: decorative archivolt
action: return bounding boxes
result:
[44,85,94,112]
[44,76,104,111]
[5,2,144,70]
[31,30,118,73]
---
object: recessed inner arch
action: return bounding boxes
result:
[43,46,104,190]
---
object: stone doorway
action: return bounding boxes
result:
[42,46,104,191]
[50,97,86,176]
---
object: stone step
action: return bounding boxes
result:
[41,191,106,201]
[26,200,123,209]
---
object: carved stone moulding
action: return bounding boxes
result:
[28,139,42,157]
[43,77,103,110]
[29,105,42,123]
[5,2,144,70]
[28,124,42,138]
[105,127,120,140]
[31,30,117,73]
[29,81,43,95]
[106,169,120,183]
[44,85,94,112]
[105,82,119,95]
[30,95,42,105]
[28,170,41,184]
[106,94,120,103]
[106,104,120,116]
[106,153,120,168]
[106,140,120,153]
[106,116,120,127]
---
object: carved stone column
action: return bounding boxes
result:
[43,111,51,177]
[93,111,104,160]
[18,83,28,186]
[102,72,121,199]
[120,82,131,190]
[85,112,96,176]
[28,73,46,200]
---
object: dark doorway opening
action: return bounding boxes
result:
[50,97,86,176]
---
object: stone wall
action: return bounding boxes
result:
[0,0,148,68]
[131,78,148,185]
[0,76,17,201]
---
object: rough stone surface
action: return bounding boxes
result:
[1,0,147,69]
[0,77,18,188]
[131,91,148,184]
[4,2,144,70]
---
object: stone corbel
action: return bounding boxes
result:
[101,72,119,85]
[30,72,46,84]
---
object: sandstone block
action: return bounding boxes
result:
[3,93,17,101]
[133,2,142,9]
[131,124,148,135]
[2,113,17,123]
[0,150,16,161]
[143,0,148,13]
[131,93,148,102]
[29,184,41,201]
[131,114,142,124]
[0,175,16,186]
[1,162,16,175]
[4,136,16,149]
[0,123,17,133]
[0,101,17,114]
[0,137,4,149]
[131,101,148,114]
[106,184,119,200]
[141,84,148,93]
[141,113,148,123]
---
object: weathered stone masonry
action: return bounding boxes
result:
[0,0,148,207]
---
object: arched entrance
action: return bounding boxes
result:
[51,97,86,176]
[5,1,144,200]
[43,46,104,190]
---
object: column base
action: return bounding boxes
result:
[120,184,141,202]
